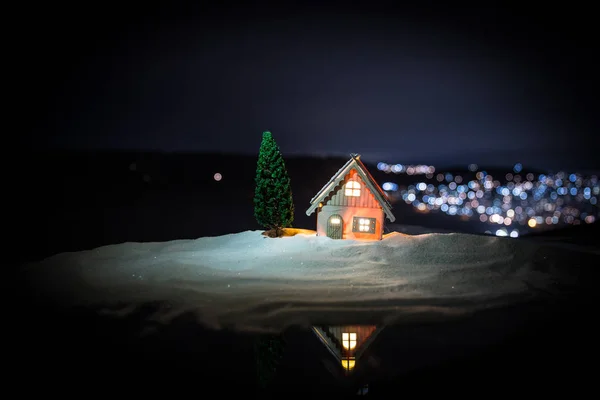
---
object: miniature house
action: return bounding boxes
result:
[306,153,395,240]
[312,325,383,373]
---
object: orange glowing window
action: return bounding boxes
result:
[344,181,361,197]
[342,332,357,350]
[342,357,356,370]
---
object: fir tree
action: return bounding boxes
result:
[254,333,286,390]
[254,131,294,237]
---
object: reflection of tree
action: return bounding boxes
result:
[254,333,286,389]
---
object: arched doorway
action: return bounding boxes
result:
[327,214,343,239]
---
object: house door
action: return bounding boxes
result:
[327,214,343,239]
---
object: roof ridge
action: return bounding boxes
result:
[305,153,395,222]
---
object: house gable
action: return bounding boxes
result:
[306,154,395,222]
[323,169,380,208]
[312,325,383,372]
[328,325,378,358]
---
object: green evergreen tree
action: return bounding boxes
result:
[254,131,294,237]
[254,333,286,390]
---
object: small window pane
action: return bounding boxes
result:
[345,181,361,196]
[353,217,376,233]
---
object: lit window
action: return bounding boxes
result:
[342,358,355,370]
[342,332,357,350]
[352,217,376,234]
[344,181,361,197]
[330,217,341,224]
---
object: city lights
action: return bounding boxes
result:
[377,162,435,176]
[379,161,599,237]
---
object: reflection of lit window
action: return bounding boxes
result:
[342,332,356,350]
[342,358,356,370]
[330,217,341,224]
[352,217,375,233]
[344,181,361,197]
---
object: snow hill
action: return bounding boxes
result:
[22,229,565,333]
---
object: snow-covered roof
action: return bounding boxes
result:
[305,153,396,222]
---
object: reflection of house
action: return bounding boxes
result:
[306,154,395,240]
[312,325,383,373]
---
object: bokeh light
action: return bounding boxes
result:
[378,159,599,237]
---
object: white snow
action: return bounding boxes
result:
[23,229,566,333]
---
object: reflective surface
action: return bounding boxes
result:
[14,280,598,397]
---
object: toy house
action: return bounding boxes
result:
[305,154,395,240]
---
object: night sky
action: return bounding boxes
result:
[20,2,599,170]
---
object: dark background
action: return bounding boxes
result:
[14,2,600,170]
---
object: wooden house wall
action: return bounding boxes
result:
[317,205,384,240]
[325,169,380,208]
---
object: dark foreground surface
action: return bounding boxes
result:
[13,250,599,397]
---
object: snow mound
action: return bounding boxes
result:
[22,230,562,332]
